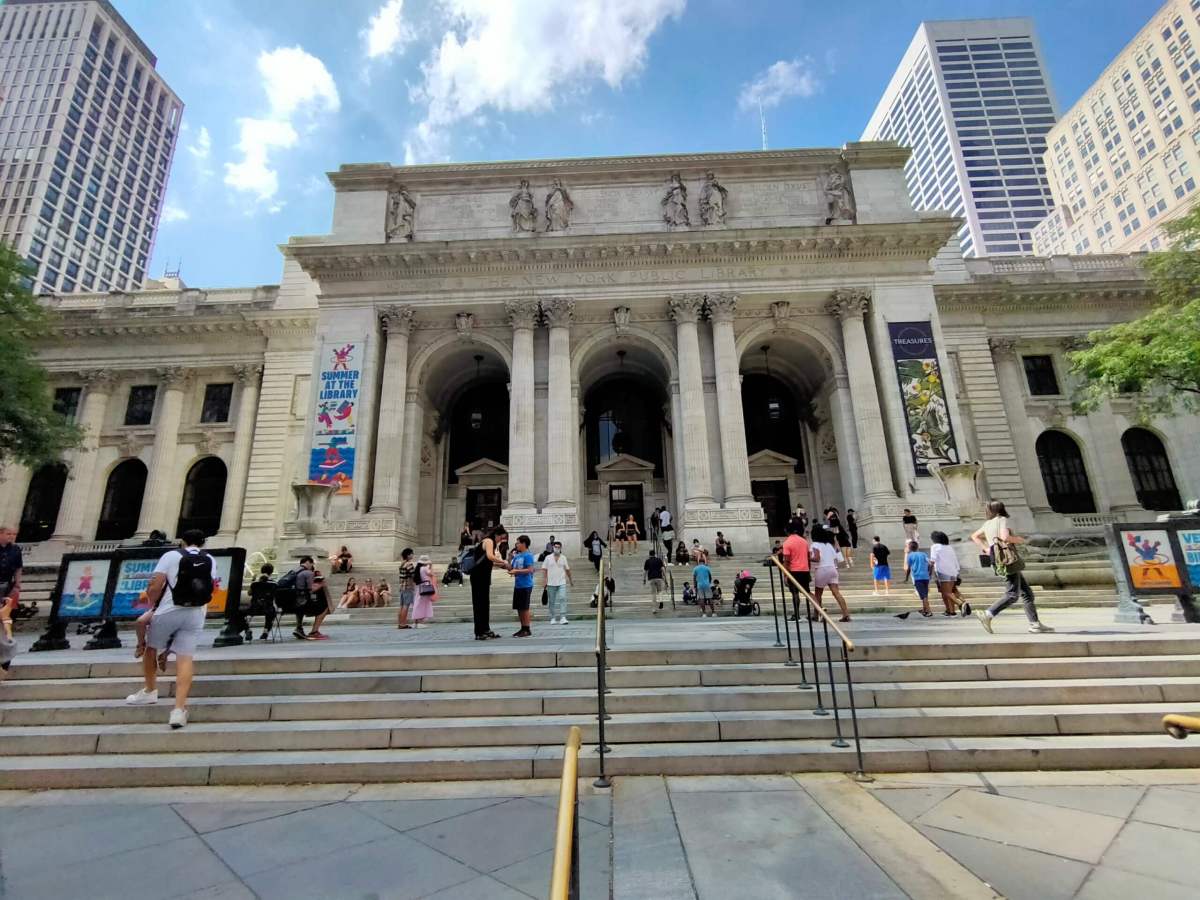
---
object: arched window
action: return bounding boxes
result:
[17,463,68,543]
[584,377,665,478]
[741,373,806,472]
[447,381,509,483]
[95,459,147,540]
[1036,430,1096,514]
[177,457,228,537]
[1122,428,1182,511]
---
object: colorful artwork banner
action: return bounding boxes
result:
[1119,529,1183,590]
[55,557,111,619]
[109,556,159,618]
[1176,529,1200,590]
[308,339,362,495]
[888,321,960,475]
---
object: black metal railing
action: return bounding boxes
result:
[594,559,612,788]
[765,556,869,780]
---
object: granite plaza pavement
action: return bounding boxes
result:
[2,601,1199,897]
[1,769,1199,899]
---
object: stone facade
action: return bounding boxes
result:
[3,143,1197,565]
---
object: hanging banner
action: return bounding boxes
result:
[888,321,960,475]
[1180,528,1200,589]
[307,340,361,495]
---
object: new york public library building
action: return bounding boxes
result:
[5,142,1199,564]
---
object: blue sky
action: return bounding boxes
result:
[113,0,1161,289]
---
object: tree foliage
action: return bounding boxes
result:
[0,243,83,466]
[1069,204,1200,417]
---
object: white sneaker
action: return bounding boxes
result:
[560,617,569,624]
[976,611,994,635]
[169,707,188,729]
[1028,622,1055,633]
[125,688,158,706]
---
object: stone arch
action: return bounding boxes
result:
[177,456,228,537]
[571,323,678,387]
[1034,428,1097,514]
[96,458,148,540]
[734,318,845,378]
[1120,426,1182,511]
[406,328,513,398]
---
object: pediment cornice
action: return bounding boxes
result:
[936,282,1155,312]
[288,220,960,284]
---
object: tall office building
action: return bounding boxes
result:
[863,19,1058,257]
[1031,0,1200,256]
[0,0,181,295]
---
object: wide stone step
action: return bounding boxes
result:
[6,654,1200,702]
[1,733,1196,788]
[0,701,1191,756]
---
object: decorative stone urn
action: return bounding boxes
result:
[928,461,984,519]
[289,482,337,557]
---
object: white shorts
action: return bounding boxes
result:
[146,606,207,656]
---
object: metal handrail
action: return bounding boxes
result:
[767,556,854,650]
[1164,713,1200,739]
[594,559,612,788]
[766,555,868,779]
[549,725,583,900]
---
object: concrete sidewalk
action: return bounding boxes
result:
[1,769,1197,898]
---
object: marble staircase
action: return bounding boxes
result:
[1,627,1198,787]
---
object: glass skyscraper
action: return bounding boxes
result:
[863,18,1058,257]
[0,0,182,295]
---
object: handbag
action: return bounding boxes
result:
[541,587,549,606]
[991,538,1024,575]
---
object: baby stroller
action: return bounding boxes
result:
[442,558,464,586]
[732,570,760,617]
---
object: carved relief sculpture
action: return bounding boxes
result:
[770,300,790,331]
[540,297,575,328]
[544,178,574,232]
[509,179,537,233]
[823,167,855,225]
[385,186,416,242]
[454,312,476,340]
[661,173,690,228]
[698,171,728,226]
[612,306,631,334]
[505,298,541,330]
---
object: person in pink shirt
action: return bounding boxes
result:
[780,524,811,614]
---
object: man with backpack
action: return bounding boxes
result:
[125,529,217,729]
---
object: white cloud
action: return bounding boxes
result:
[737,58,821,112]
[161,204,189,223]
[405,0,684,161]
[363,0,413,59]
[224,47,340,201]
[187,125,211,160]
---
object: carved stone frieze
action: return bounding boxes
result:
[385,186,416,242]
[661,173,690,227]
[544,179,573,232]
[988,337,1019,357]
[232,363,264,383]
[509,179,537,233]
[698,171,728,226]
[770,300,790,330]
[156,366,192,388]
[79,368,118,391]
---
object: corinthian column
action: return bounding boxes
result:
[370,305,415,514]
[668,294,714,505]
[51,369,115,543]
[218,364,263,540]
[505,299,539,510]
[707,293,754,503]
[542,297,576,508]
[826,290,896,502]
[136,367,191,538]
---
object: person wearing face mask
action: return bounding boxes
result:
[541,541,574,624]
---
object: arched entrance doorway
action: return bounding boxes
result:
[413,340,511,544]
[738,333,839,535]
[176,457,228,537]
[96,459,147,540]
[1036,430,1096,514]
[577,336,675,542]
[17,462,68,543]
[1121,428,1181,511]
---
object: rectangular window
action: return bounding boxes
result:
[124,384,156,426]
[200,382,233,424]
[1023,355,1061,396]
[52,386,82,420]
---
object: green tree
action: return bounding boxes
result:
[1069,204,1200,417]
[0,243,83,466]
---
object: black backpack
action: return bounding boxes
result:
[172,549,215,607]
[275,569,300,592]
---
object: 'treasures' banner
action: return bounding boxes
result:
[888,321,959,475]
